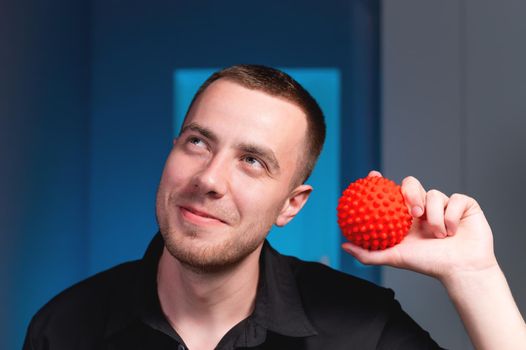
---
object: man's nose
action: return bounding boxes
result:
[192,154,229,198]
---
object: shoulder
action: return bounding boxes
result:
[31,260,140,321]
[279,254,441,348]
[24,260,140,349]
[283,254,395,315]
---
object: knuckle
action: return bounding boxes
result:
[451,193,477,204]
[450,193,466,201]
[427,189,442,198]
[402,176,417,186]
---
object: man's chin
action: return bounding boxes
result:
[177,254,246,274]
[162,233,263,274]
[171,246,253,274]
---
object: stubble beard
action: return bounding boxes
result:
[156,204,276,274]
[159,224,270,274]
[155,179,283,274]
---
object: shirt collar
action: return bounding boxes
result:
[104,233,318,341]
[251,240,318,337]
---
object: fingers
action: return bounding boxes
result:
[401,176,455,238]
[401,176,426,217]
[422,189,479,238]
[444,193,479,236]
[376,174,479,240]
[425,190,449,238]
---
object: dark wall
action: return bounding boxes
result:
[0,1,90,349]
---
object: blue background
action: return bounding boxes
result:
[0,1,380,348]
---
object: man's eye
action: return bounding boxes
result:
[243,156,264,169]
[188,137,206,148]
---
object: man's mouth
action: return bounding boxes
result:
[179,206,227,225]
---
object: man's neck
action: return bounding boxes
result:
[157,245,262,349]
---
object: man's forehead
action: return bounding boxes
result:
[186,80,307,143]
[183,79,308,172]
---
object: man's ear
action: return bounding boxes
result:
[275,184,313,227]
[172,137,178,146]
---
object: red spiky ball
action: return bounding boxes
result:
[337,176,413,250]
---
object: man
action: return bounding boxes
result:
[24,65,526,349]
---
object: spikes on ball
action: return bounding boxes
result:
[337,176,412,250]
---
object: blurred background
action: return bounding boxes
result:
[1,1,524,349]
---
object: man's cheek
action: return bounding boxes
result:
[164,164,192,185]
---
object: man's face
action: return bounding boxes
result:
[156,79,312,272]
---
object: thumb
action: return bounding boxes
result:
[342,243,399,267]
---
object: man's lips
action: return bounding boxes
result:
[179,206,227,225]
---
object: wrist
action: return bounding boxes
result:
[439,261,526,350]
[439,260,501,293]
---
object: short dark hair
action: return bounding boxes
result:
[184,64,326,185]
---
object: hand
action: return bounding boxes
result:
[342,171,499,282]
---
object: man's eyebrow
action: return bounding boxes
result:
[238,143,281,173]
[180,122,281,173]
[180,122,218,143]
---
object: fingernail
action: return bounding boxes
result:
[412,206,423,217]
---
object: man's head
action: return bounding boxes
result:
[184,65,326,186]
[156,65,326,273]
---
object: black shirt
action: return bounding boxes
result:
[23,233,443,349]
